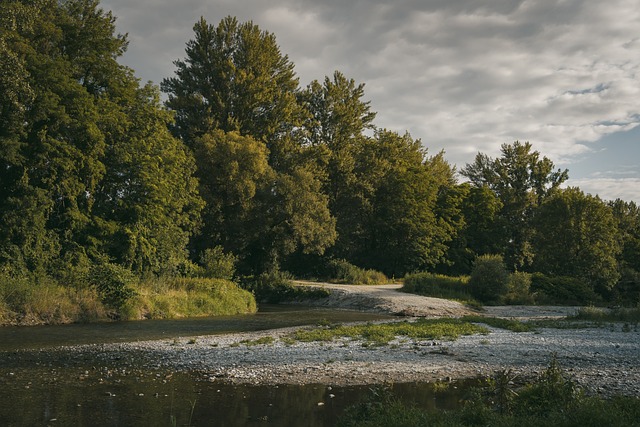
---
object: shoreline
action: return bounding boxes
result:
[3,283,640,397]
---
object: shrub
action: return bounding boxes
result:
[200,246,237,279]
[531,273,601,306]
[88,263,137,311]
[240,271,329,303]
[402,272,473,301]
[468,255,509,303]
[504,271,535,305]
[323,259,388,285]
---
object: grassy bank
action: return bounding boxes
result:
[0,274,256,326]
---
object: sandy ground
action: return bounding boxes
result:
[64,283,638,397]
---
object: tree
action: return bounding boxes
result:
[0,0,202,277]
[162,16,336,273]
[532,188,621,296]
[609,199,640,303]
[461,141,568,270]
[161,16,306,169]
[334,130,461,276]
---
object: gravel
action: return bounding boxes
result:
[16,283,640,397]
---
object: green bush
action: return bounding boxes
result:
[88,263,137,311]
[468,255,509,303]
[240,271,330,303]
[323,259,388,285]
[531,273,601,306]
[504,271,535,305]
[402,272,473,301]
[200,246,237,279]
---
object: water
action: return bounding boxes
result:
[0,368,473,426]
[0,306,471,426]
[0,305,390,351]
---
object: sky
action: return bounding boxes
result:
[101,0,640,203]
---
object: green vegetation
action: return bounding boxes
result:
[461,316,533,332]
[288,319,489,345]
[569,306,640,323]
[1,1,639,324]
[320,259,388,285]
[338,357,640,427]
[240,271,330,304]
[402,273,474,302]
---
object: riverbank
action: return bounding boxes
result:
[4,283,640,398]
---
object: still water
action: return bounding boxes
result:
[0,306,472,426]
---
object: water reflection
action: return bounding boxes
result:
[0,305,390,351]
[0,368,473,427]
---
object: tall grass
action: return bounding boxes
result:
[402,273,476,302]
[323,259,388,285]
[122,277,257,320]
[0,272,256,325]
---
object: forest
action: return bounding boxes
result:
[1,0,639,323]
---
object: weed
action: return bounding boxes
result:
[462,315,533,332]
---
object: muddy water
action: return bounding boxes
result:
[0,306,470,426]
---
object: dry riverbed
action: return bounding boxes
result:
[8,283,640,397]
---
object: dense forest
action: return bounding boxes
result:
[1,0,639,322]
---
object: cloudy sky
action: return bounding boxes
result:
[101,0,640,203]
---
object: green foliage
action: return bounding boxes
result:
[468,255,509,303]
[402,272,475,302]
[504,271,535,305]
[200,246,237,280]
[128,277,257,320]
[240,271,330,303]
[337,357,640,427]
[88,263,137,311]
[289,318,488,345]
[462,141,569,271]
[532,187,621,296]
[321,258,388,285]
[531,273,601,306]
[461,315,534,332]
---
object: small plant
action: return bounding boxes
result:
[462,315,533,332]
[200,246,237,280]
[239,336,275,346]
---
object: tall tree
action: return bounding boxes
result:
[162,17,335,272]
[0,0,202,276]
[161,16,306,169]
[461,141,568,270]
[532,188,621,296]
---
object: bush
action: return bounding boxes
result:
[531,273,602,306]
[88,263,137,311]
[323,259,388,285]
[240,271,329,304]
[125,277,256,320]
[504,272,535,305]
[200,246,237,279]
[402,273,473,301]
[468,255,509,303]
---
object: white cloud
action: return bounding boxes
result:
[568,178,640,203]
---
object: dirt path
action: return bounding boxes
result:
[292,281,580,320]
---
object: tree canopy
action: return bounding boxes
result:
[1,2,638,309]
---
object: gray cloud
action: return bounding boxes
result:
[102,0,640,201]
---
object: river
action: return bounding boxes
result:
[0,305,470,426]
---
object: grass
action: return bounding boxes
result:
[461,315,534,332]
[287,319,489,345]
[569,306,640,323]
[0,273,257,325]
[123,277,257,320]
[401,273,481,307]
[337,357,640,427]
